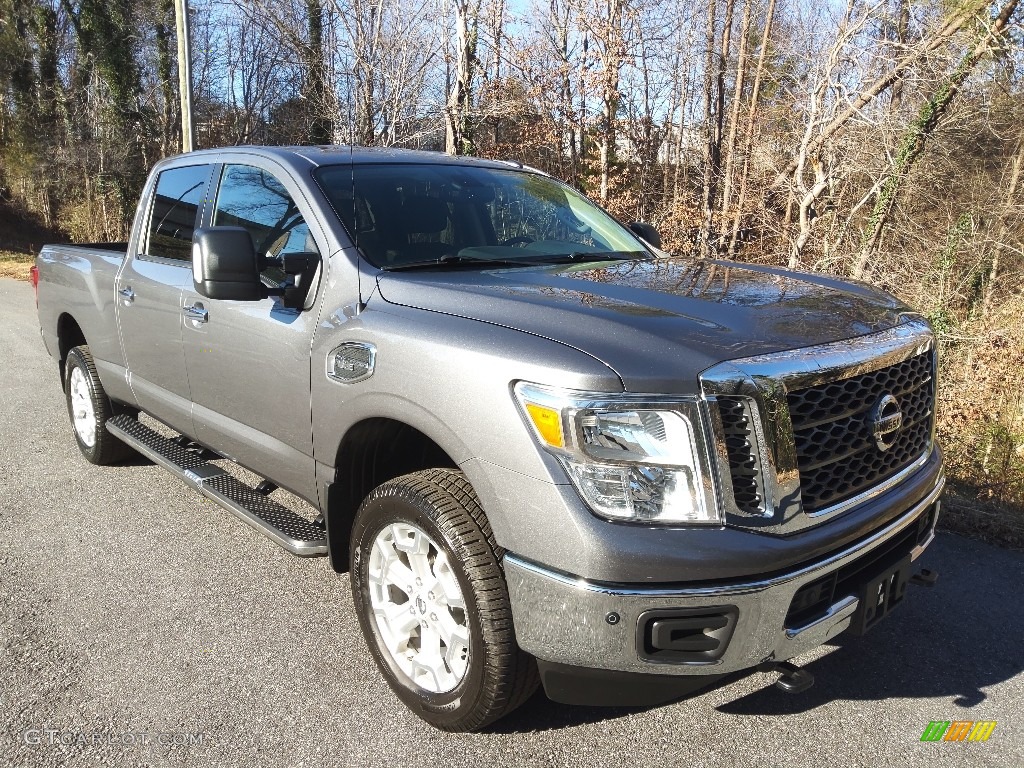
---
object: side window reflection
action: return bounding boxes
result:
[213,165,319,283]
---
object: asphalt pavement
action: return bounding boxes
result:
[1,276,1021,768]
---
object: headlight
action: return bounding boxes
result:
[514,382,720,525]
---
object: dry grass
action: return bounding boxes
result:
[0,196,62,280]
[941,489,1024,552]
[932,297,1024,552]
[0,251,34,280]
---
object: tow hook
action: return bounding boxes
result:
[758,660,815,694]
[910,568,939,587]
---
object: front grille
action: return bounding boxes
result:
[787,352,934,514]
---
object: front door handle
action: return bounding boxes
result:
[183,304,208,324]
[119,287,135,304]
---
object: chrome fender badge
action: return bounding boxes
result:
[327,342,376,384]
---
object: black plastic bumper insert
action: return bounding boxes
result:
[637,606,738,663]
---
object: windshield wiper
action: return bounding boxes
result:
[384,250,651,272]
[384,255,531,271]
[534,250,651,264]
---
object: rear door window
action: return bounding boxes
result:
[145,164,214,261]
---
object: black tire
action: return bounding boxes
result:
[350,468,539,731]
[64,345,137,465]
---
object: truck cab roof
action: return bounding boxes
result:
[161,145,536,173]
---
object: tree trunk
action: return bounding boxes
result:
[719,0,751,246]
[662,42,682,210]
[727,0,775,257]
[555,2,577,187]
[31,4,62,226]
[983,137,1023,319]
[700,0,718,257]
[484,0,505,149]
[598,0,625,201]
[154,0,179,156]
[446,0,481,155]
[304,0,332,144]
[352,0,384,146]
[889,0,911,110]
[790,159,828,267]
[784,0,858,269]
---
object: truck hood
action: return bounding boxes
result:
[375,257,911,392]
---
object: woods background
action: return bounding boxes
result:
[1,0,1022,543]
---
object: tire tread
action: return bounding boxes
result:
[65,345,137,465]
[354,468,539,731]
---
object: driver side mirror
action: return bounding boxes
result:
[192,227,263,301]
[628,221,662,249]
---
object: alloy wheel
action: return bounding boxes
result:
[367,521,470,693]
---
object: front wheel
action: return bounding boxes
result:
[350,469,538,731]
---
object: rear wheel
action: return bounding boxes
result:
[350,469,538,731]
[64,345,136,465]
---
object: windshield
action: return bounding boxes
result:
[314,163,648,269]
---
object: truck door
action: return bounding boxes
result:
[179,161,324,501]
[116,163,216,430]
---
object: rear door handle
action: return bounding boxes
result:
[183,304,208,323]
[118,287,135,304]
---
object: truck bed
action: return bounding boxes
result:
[35,243,129,397]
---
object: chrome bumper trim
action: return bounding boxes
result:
[506,475,943,599]
[786,595,858,639]
[503,474,943,675]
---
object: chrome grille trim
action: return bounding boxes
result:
[805,451,929,518]
[700,315,936,535]
[715,396,772,518]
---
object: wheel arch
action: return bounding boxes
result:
[56,312,87,390]
[324,417,462,572]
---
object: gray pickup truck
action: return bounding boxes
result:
[34,146,943,731]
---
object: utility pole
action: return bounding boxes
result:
[174,0,194,152]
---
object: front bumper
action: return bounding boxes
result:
[504,474,943,678]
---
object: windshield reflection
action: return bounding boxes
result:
[315,163,648,268]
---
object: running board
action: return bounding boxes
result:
[106,415,327,557]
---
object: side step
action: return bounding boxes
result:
[106,415,327,557]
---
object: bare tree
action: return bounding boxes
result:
[699,0,718,256]
[726,0,776,257]
[718,0,751,243]
[773,0,990,189]
[854,0,1021,277]
[446,0,482,154]
[593,0,627,200]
